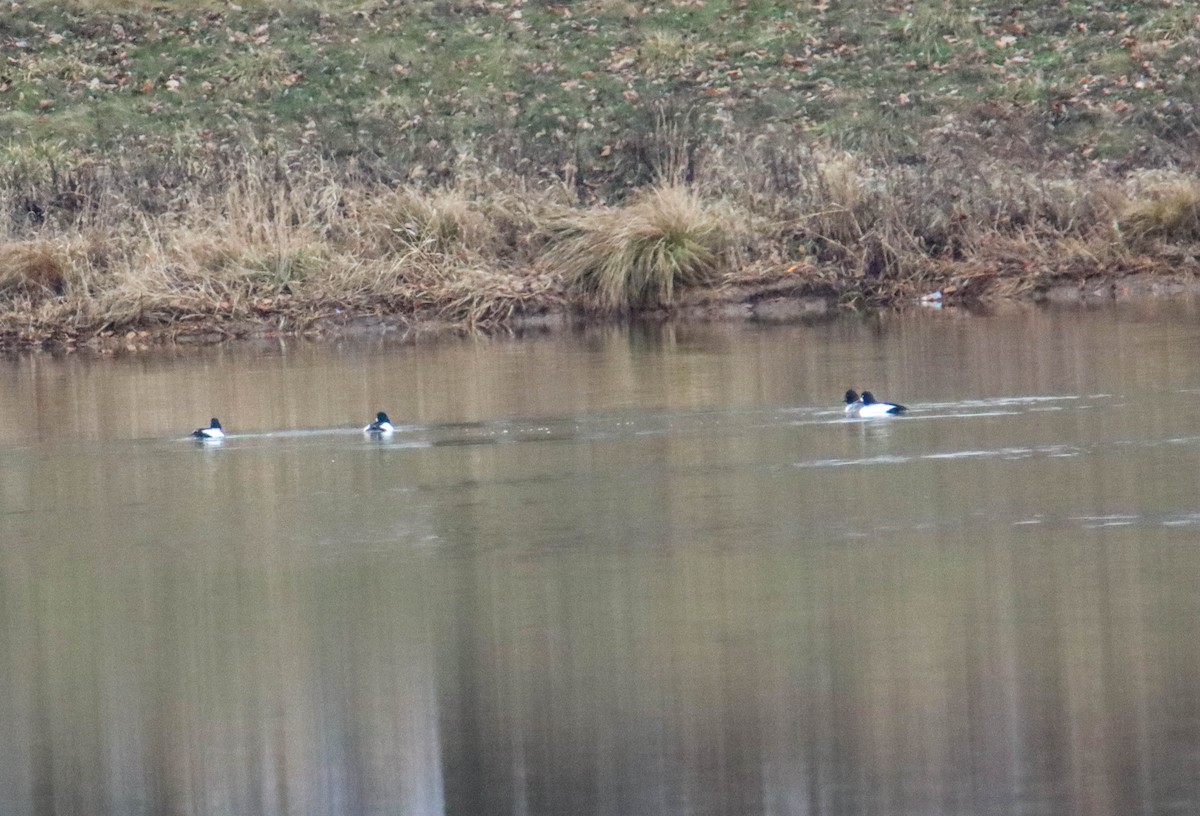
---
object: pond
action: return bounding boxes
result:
[3,302,1200,816]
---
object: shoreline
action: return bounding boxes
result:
[7,267,1198,355]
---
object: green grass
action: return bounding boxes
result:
[3,0,1194,189]
[6,0,1195,189]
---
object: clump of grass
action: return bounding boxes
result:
[807,150,876,249]
[545,185,740,313]
[350,181,557,269]
[638,30,701,76]
[435,266,564,327]
[1120,176,1200,244]
[0,242,67,297]
[361,187,487,255]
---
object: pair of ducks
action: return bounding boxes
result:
[191,412,395,440]
[843,389,907,418]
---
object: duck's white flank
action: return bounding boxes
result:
[364,411,395,434]
[191,418,224,439]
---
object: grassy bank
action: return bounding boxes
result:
[2,0,1200,348]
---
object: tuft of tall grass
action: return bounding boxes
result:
[0,242,66,297]
[638,30,702,77]
[1120,176,1200,244]
[360,187,490,256]
[545,186,741,313]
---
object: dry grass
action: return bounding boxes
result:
[0,152,573,343]
[544,186,743,313]
[638,30,703,77]
[1,135,1198,349]
[1120,175,1200,244]
[0,243,67,297]
[357,187,508,258]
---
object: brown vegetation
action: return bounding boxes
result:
[0,243,66,297]
[543,186,743,313]
[3,140,1200,350]
[1119,176,1200,245]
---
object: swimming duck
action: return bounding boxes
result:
[844,389,907,418]
[191,417,225,440]
[364,411,395,434]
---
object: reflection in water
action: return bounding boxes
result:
[3,303,1200,814]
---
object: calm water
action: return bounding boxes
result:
[3,304,1200,816]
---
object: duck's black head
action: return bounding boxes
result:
[210,418,222,429]
[844,389,860,404]
[376,412,390,423]
[860,392,877,405]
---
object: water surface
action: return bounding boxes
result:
[3,303,1200,815]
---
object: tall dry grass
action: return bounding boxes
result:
[0,242,66,296]
[0,149,566,338]
[1119,173,1200,245]
[542,186,745,313]
[700,133,1137,283]
[2,133,1198,346]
